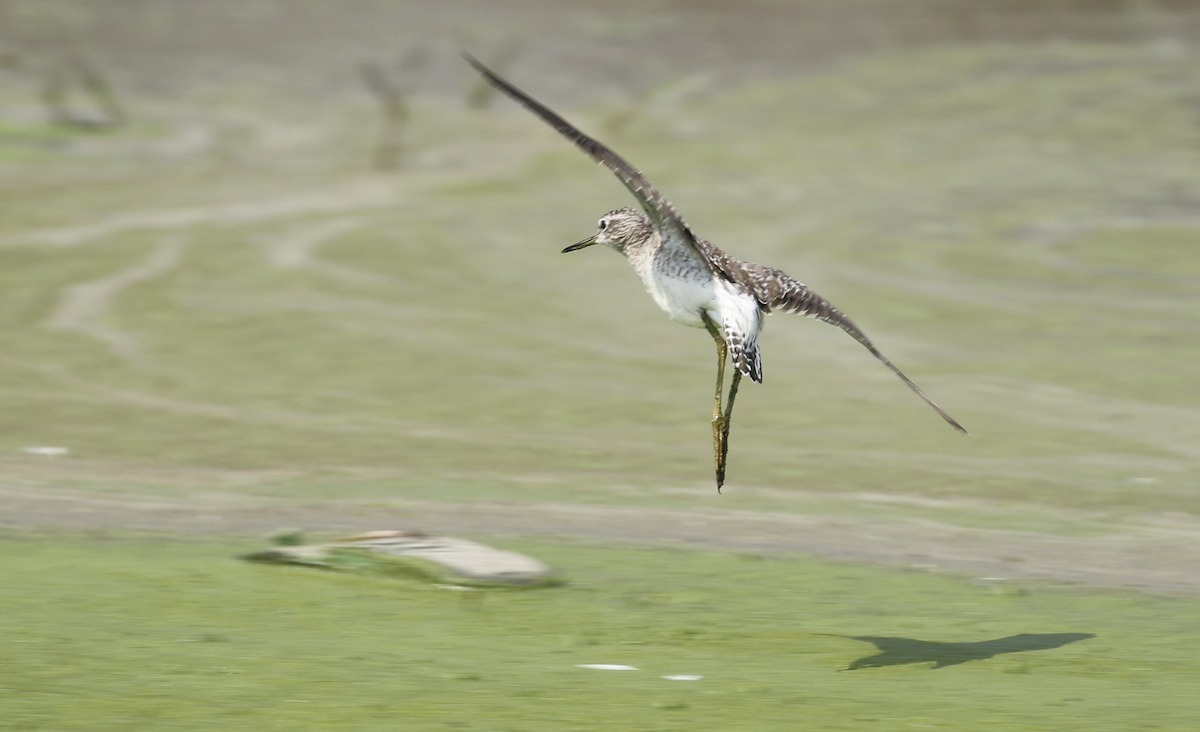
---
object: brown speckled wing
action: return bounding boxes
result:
[762,266,968,434]
[464,54,722,278]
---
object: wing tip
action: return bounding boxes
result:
[944,414,971,435]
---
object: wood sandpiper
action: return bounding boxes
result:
[466,55,968,491]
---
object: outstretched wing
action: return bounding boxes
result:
[755,265,968,434]
[463,54,722,277]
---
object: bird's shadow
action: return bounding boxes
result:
[834,632,1095,670]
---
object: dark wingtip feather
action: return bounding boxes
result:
[771,276,968,434]
[856,336,969,435]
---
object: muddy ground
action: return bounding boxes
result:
[5,461,1200,594]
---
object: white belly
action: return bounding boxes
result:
[640,265,715,328]
[626,239,764,380]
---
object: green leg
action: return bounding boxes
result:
[721,369,742,485]
[702,314,728,492]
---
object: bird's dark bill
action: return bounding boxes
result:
[562,235,597,253]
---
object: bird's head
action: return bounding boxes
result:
[563,207,653,256]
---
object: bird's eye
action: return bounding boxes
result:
[598,220,608,231]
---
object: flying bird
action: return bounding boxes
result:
[465,54,967,490]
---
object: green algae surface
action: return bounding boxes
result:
[3,533,1200,731]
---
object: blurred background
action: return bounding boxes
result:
[3,0,1199,518]
[4,1,1200,729]
[3,0,1200,548]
